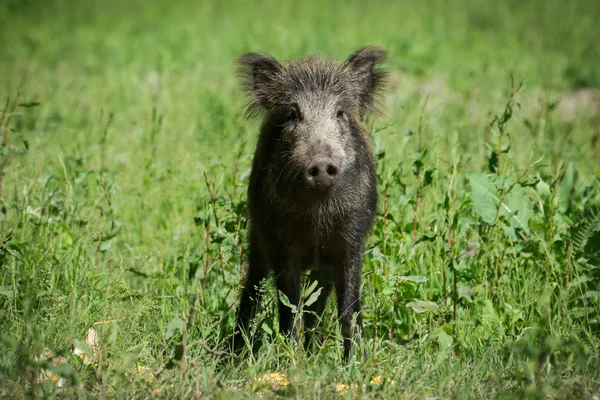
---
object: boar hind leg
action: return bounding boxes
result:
[234,233,267,353]
[334,244,364,360]
[303,268,333,352]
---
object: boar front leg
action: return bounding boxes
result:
[234,230,267,353]
[334,242,364,360]
[273,248,302,337]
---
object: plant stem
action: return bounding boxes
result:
[382,182,388,276]
[492,157,541,290]
[0,78,25,200]
[412,96,429,242]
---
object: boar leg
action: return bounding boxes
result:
[334,243,364,360]
[234,233,267,352]
[274,257,301,337]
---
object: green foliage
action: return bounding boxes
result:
[467,173,531,231]
[571,201,600,257]
[1,0,600,398]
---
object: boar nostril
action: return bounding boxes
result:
[304,157,339,190]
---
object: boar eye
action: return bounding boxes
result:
[336,110,346,120]
[285,104,300,121]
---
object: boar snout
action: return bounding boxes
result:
[304,156,339,190]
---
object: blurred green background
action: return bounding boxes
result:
[1,0,599,398]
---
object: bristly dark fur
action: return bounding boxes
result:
[233,46,387,360]
[343,46,388,116]
[237,46,387,118]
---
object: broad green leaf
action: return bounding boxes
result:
[304,287,323,308]
[503,183,530,232]
[480,299,501,326]
[412,159,423,176]
[423,169,434,186]
[433,328,453,352]
[457,286,474,303]
[535,179,551,200]
[210,226,229,244]
[165,318,185,340]
[467,173,497,224]
[303,280,319,298]
[193,210,211,227]
[398,275,428,283]
[278,291,297,314]
[261,322,273,335]
[99,238,114,252]
[406,300,439,314]
[559,163,576,213]
[467,173,530,232]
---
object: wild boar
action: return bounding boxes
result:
[233,46,387,360]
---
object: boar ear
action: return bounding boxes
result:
[237,52,283,114]
[344,46,388,116]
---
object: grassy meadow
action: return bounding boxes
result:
[1,0,600,398]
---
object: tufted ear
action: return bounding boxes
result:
[237,52,283,114]
[344,46,388,116]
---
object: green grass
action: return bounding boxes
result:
[1,0,600,398]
